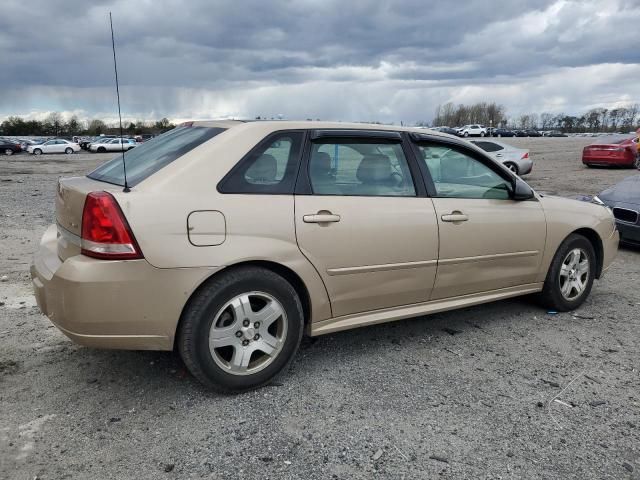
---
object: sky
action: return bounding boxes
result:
[1,0,639,125]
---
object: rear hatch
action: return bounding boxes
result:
[56,124,229,262]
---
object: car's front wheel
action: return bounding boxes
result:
[539,234,596,311]
[178,266,304,392]
[65,147,73,154]
[33,148,42,155]
[97,147,106,153]
[463,132,469,137]
[4,148,14,156]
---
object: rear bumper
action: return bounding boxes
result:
[31,224,218,350]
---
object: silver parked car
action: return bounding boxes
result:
[470,140,533,175]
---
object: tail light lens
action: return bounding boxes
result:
[81,191,143,260]
[521,152,529,159]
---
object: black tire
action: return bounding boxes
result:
[480,132,485,137]
[97,147,106,153]
[65,147,73,154]
[178,266,304,393]
[463,132,469,137]
[4,148,13,156]
[33,148,42,155]
[504,162,519,175]
[538,234,596,312]
[497,133,502,137]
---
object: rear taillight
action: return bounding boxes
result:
[521,152,529,159]
[81,191,143,260]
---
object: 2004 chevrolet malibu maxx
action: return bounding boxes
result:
[32,121,618,391]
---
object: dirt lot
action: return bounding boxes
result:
[1,137,639,479]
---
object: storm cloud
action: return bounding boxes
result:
[1,0,638,123]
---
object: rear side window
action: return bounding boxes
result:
[218,131,304,194]
[308,140,416,197]
[88,126,225,187]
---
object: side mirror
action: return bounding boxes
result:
[512,178,535,201]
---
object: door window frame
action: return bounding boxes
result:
[295,129,428,197]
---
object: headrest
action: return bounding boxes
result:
[311,151,332,175]
[246,154,277,183]
[356,154,392,183]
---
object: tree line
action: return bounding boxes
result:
[428,102,639,133]
[0,112,175,137]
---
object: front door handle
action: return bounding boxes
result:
[303,212,341,223]
[441,211,468,222]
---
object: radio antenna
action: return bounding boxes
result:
[109,12,130,192]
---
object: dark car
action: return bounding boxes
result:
[430,126,460,136]
[489,128,516,137]
[0,138,22,156]
[597,175,640,245]
[544,131,568,137]
[524,129,542,137]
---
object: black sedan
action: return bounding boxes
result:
[0,138,22,155]
[489,128,516,137]
[598,175,640,246]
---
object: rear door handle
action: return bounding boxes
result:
[303,213,341,223]
[441,211,468,222]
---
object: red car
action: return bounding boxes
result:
[582,136,639,168]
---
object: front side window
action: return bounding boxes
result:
[308,140,416,196]
[417,144,512,200]
[218,131,304,194]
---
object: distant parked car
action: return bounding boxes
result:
[0,138,22,155]
[524,129,541,137]
[489,128,516,137]
[470,140,532,175]
[89,138,137,153]
[429,126,460,136]
[543,131,568,137]
[81,135,115,150]
[582,136,639,168]
[458,124,487,137]
[28,139,80,155]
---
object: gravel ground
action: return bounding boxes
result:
[1,138,639,479]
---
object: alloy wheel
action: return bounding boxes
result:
[208,292,287,376]
[5,148,13,156]
[558,248,589,301]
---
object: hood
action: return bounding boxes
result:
[599,175,640,206]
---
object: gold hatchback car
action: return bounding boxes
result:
[32,121,618,391]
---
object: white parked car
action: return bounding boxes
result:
[470,140,533,175]
[459,125,487,137]
[89,138,137,153]
[27,139,81,155]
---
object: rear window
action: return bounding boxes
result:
[88,126,225,186]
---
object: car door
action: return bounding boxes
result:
[411,137,546,300]
[294,130,439,318]
[40,140,55,153]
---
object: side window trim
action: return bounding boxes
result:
[296,132,423,197]
[217,129,305,195]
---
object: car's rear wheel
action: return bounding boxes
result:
[504,162,518,174]
[480,132,485,137]
[33,148,42,155]
[4,148,13,156]
[178,266,304,392]
[65,147,73,154]
[539,234,596,311]
[497,133,502,137]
